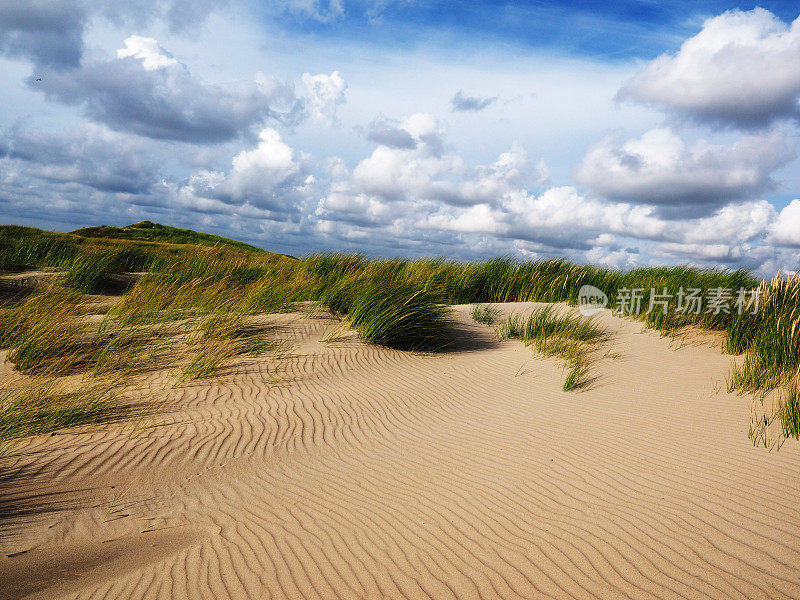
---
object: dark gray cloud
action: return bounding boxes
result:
[502,228,593,251]
[451,90,498,112]
[365,119,417,149]
[0,0,225,70]
[0,124,162,194]
[97,0,226,33]
[31,54,304,144]
[0,1,84,68]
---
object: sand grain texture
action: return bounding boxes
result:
[2,303,800,599]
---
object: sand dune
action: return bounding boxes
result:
[2,303,800,599]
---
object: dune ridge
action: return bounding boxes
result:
[2,303,800,599]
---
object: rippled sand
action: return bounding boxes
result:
[2,303,799,600]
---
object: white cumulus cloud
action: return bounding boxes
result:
[228,128,301,194]
[771,199,800,247]
[117,35,177,70]
[575,128,794,215]
[175,127,314,215]
[617,8,800,128]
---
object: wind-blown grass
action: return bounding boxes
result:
[60,252,116,292]
[779,385,800,439]
[498,306,608,391]
[0,379,126,443]
[182,310,248,380]
[471,303,500,326]
[3,220,800,441]
[723,273,800,439]
[1,287,90,375]
[0,226,78,271]
[728,275,799,391]
[346,279,452,351]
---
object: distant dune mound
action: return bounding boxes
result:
[70,221,267,253]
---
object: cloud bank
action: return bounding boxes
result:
[1,3,799,274]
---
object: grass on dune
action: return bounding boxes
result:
[70,221,269,253]
[0,379,127,444]
[725,274,800,440]
[182,311,250,380]
[779,385,800,439]
[470,303,500,326]
[58,246,159,293]
[301,256,453,351]
[1,287,91,376]
[346,279,452,351]
[498,306,608,391]
[727,274,800,392]
[0,226,79,272]
[0,229,293,443]
[3,220,800,442]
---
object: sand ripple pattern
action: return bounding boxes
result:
[2,304,800,600]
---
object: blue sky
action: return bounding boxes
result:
[1,1,800,274]
[267,1,798,58]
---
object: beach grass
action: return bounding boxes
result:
[779,384,800,439]
[3,221,800,440]
[346,279,452,351]
[0,378,127,443]
[1,287,90,375]
[498,306,607,391]
[471,303,500,325]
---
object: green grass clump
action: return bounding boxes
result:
[345,278,452,351]
[471,304,500,326]
[728,275,800,393]
[108,257,287,326]
[0,226,79,271]
[726,274,800,439]
[59,246,155,293]
[60,252,115,292]
[1,287,90,375]
[563,362,591,392]
[182,311,247,379]
[499,306,607,391]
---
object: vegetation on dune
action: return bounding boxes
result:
[2,220,800,443]
[0,223,287,281]
[498,306,608,391]
[0,379,128,444]
[778,384,800,440]
[71,221,269,253]
[1,287,90,375]
[470,303,500,326]
[345,279,452,351]
[0,226,79,272]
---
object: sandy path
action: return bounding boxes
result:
[2,303,800,599]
